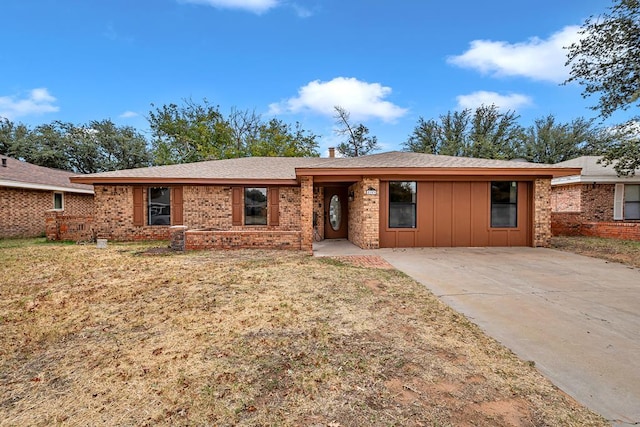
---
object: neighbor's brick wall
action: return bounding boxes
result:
[581,222,640,241]
[0,187,94,238]
[348,178,380,249]
[551,184,581,213]
[580,184,615,222]
[533,178,552,247]
[551,212,582,236]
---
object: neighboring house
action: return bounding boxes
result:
[70,151,579,251]
[0,156,94,238]
[551,156,640,241]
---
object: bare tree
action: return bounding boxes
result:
[333,106,379,157]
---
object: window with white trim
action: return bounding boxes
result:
[53,192,64,210]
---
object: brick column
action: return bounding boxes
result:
[361,178,380,249]
[300,176,314,253]
[170,225,188,251]
[45,210,60,240]
[533,178,552,247]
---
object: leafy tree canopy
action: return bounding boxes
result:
[566,0,640,175]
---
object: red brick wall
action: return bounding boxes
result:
[551,212,582,236]
[533,178,552,247]
[580,184,615,222]
[581,222,640,241]
[185,230,302,250]
[45,211,95,241]
[348,178,380,249]
[551,184,581,212]
[0,187,94,238]
[94,184,304,243]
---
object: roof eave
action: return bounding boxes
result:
[70,176,299,186]
[0,179,94,194]
[295,166,582,178]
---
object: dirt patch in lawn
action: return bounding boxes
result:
[551,236,640,269]
[0,242,607,426]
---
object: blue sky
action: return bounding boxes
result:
[0,0,621,155]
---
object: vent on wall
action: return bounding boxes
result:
[1,158,6,167]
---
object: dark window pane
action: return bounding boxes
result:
[389,181,416,228]
[53,193,63,210]
[625,202,640,220]
[149,187,171,225]
[245,187,267,225]
[491,181,517,228]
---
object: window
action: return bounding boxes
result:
[149,187,171,225]
[245,187,267,225]
[389,181,416,228]
[53,192,64,210]
[624,184,640,220]
[491,181,518,228]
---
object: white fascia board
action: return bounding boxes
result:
[0,179,94,194]
[551,175,640,186]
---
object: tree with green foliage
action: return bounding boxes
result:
[566,0,640,175]
[404,105,523,160]
[148,99,320,164]
[333,106,380,157]
[148,99,236,165]
[521,116,604,164]
[248,119,319,157]
[0,118,151,173]
[466,105,523,160]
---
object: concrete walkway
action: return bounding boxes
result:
[313,241,640,426]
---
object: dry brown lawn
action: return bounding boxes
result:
[0,239,607,426]
[551,236,640,269]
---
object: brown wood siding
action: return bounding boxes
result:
[268,187,280,226]
[171,186,184,225]
[232,187,242,226]
[132,186,144,226]
[380,181,532,248]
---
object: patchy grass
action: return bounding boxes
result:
[0,241,607,426]
[551,236,640,269]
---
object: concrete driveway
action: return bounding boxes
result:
[376,247,640,426]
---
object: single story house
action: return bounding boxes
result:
[70,151,580,251]
[0,156,94,238]
[551,156,640,241]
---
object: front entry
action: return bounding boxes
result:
[324,187,348,239]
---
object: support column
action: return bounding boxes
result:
[533,178,552,247]
[300,176,314,253]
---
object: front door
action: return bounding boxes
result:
[324,187,348,239]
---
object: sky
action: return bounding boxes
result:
[0,0,625,155]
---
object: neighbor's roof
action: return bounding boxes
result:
[0,156,94,194]
[551,156,640,185]
[70,151,580,185]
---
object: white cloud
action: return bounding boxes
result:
[448,26,580,83]
[180,0,279,14]
[0,88,59,120]
[269,77,408,122]
[456,91,533,111]
[119,111,139,118]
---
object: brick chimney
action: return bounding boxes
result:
[328,147,335,158]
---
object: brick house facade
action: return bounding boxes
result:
[0,156,94,238]
[71,152,578,251]
[551,156,640,241]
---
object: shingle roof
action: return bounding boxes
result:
[552,156,640,184]
[0,156,94,193]
[71,151,580,184]
[299,151,561,169]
